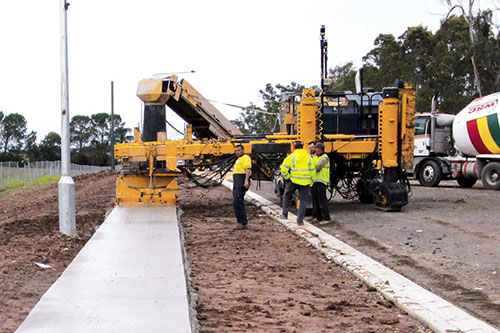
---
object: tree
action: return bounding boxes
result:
[328,62,357,91]
[38,132,61,161]
[90,113,110,145]
[69,113,130,166]
[363,34,405,90]
[110,114,131,143]
[400,26,437,111]
[232,82,306,134]
[70,115,91,150]
[443,0,500,96]
[24,131,39,161]
[0,113,27,153]
[433,14,476,112]
[470,9,500,94]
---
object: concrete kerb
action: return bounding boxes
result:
[222,181,499,333]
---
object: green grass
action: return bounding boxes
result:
[2,179,25,190]
[33,175,61,185]
[0,179,25,199]
[0,175,61,198]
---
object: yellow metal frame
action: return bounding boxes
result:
[115,84,415,206]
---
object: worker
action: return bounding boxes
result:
[280,141,315,226]
[233,144,252,230]
[308,142,331,224]
[308,141,316,157]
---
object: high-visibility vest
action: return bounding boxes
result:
[280,149,314,186]
[312,153,330,185]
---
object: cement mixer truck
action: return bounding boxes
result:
[411,91,500,190]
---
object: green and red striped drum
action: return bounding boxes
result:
[453,92,500,156]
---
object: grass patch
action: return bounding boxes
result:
[2,179,25,190]
[0,175,61,198]
[0,179,25,199]
[33,175,61,185]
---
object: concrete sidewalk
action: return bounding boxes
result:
[17,206,192,333]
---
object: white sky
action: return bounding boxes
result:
[0,0,495,141]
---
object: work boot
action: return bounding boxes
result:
[235,223,248,230]
[305,217,318,223]
[280,214,288,220]
[297,220,304,226]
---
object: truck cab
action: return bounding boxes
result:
[412,112,479,188]
[412,113,456,187]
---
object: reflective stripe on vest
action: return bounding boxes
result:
[289,150,314,186]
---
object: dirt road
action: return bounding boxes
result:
[250,179,500,329]
[4,171,495,331]
[0,171,117,332]
[1,173,431,332]
[179,186,430,332]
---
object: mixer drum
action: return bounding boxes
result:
[453,92,500,156]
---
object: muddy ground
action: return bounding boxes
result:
[0,171,117,332]
[0,172,432,332]
[178,185,430,332]
[1,170,497,332]
[250,179,500,329]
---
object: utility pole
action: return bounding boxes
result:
[58,0,76,236]
[110,81,115,170]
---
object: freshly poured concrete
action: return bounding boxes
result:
[17,206,192,333]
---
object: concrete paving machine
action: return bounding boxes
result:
[114,26,416,211]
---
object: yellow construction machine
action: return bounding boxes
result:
[114,26,415,211]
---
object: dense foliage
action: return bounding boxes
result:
[232,82,307,134]
[233,9,500,133]
[0,112,130,165]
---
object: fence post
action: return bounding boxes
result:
[28,161,32,184]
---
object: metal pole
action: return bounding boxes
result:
[430,95,437,154]
[58,0,76,236]
[110,81,115,170]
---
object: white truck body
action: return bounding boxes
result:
[412,92,500,189]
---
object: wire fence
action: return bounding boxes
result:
[0,161,110,190]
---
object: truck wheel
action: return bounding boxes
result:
[418,160,442,187]
[481,162,500,190]
[456,177,476,188]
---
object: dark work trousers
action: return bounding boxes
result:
[311,182,330,221]
[233,174,248,225]
[282,180,310,224]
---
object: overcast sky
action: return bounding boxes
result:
[0,0,496,141]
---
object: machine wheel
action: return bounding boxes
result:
[456,177,477,188]
[418,160,442,187]
[355,176,375,204]
[481,162,500,190]
[359,192,374,204]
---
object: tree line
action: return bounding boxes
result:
[234,7,500,133]
[0,111,130,166]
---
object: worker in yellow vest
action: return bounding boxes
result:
[308,142,331,224]
[233,144,252,230]
[280,141,315,226]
